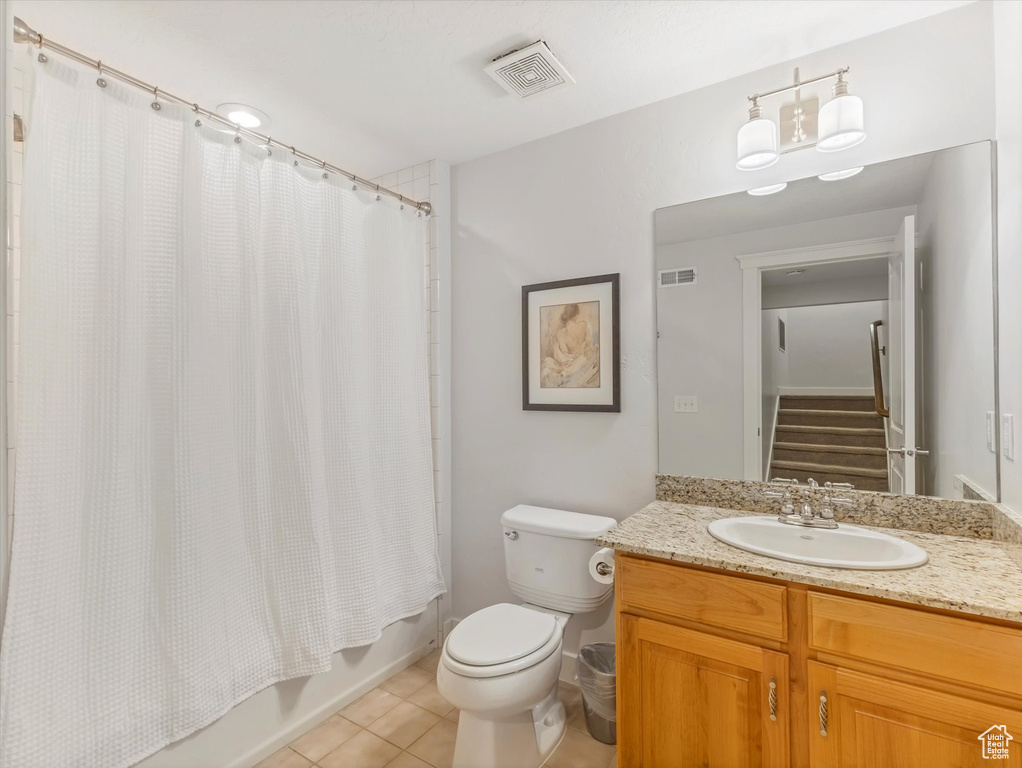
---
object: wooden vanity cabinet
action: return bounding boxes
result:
[619,615,789,768]
[807,662,1022,767]
[615,552,1022,768]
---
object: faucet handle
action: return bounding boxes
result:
[828,496,856,507]
[824,481,855,490]
[769,477,799,486]
[819,494,856,521]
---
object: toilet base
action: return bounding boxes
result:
[452,686,566,768]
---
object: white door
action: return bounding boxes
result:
[887,215,917,494]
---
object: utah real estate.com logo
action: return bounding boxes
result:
[979,725,1013,760]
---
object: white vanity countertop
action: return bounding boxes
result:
[597,500,1022,623]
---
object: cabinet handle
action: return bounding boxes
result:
[819,691,829,737]
[768,678,778,722]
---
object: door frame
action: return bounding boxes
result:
[736,236,898,481]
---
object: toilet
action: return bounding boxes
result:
[436,505,617,768]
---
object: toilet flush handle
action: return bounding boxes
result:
[504,530,519,541]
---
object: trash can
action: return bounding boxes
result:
[576,642,616,745]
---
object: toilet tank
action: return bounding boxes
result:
[501,505,618,613]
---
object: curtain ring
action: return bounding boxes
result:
[151,86,161,111]
[96,60,103,74]
[192,103,199,113]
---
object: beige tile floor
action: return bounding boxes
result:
[255,649,617,768]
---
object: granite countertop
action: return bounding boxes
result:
[597,500,1022,623]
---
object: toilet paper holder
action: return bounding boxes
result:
[595,561,613,577]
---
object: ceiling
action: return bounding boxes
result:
[655,150,936,244]
[12,1,970,178]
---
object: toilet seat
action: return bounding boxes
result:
[443,604,563,679]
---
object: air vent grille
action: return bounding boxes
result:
[658,267,697,288]
[485,41,575,99]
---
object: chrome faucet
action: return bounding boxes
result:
[764,478,797,517]
[766,477,857,530]
[818,494,856,526]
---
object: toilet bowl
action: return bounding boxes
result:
[437,506,618,768]
[437,603,570,768]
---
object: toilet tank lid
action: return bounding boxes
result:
[501,505,617,540]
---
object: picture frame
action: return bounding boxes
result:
[522,273,620,412]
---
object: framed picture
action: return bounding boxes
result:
[522,273,620,412]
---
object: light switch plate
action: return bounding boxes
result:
[1003,414,1015,461]
[674,395,698,413]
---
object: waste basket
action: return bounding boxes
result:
[576,642,616,745]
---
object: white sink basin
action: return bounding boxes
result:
[707,516,928,570]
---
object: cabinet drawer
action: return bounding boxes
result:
[618,555,787,641]
[808,592,1022,697]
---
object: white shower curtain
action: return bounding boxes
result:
[0,57,445,768]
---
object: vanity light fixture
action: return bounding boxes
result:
[737,67,865,171]
[216,103,271,130]
[747,182,787,196]
[818,166,864,181]
[736,99,780,170]
[817,73,866,152]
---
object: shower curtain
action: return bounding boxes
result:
[0,56,445,768]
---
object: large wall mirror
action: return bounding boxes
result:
[655,141,998,501]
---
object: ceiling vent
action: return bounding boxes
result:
[658,268,697,288]
[485,41,575,99]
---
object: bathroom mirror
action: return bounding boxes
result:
[655,141,998,501]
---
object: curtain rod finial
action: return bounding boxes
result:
[13,17,39,45]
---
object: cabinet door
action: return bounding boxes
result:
[618,614,789,768]
[808,661,1022,767]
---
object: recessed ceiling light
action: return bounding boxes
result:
[747,182,787,196]
[216,103,271,130]
[818,166,864,181]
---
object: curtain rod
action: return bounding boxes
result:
[11,16,432,216]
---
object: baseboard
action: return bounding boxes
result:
[778,386,874,397]
[234,642,434,768]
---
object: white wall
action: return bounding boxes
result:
[656,207,912,479]
[916,142,997,500]
[762,273,889,310]
[761,309,789,474]
[995,0,1022,513]
[451,1,996,660]
[783,302,887,390]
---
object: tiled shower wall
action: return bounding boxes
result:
[371,161,454,640]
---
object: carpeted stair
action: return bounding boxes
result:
[769,396,889,492]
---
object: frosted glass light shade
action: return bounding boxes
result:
[747,182,787,196]
[817,94,865,152]
[736,117,779,170]
[818,166,864,181]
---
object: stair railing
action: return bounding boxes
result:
[869,320,889,418]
